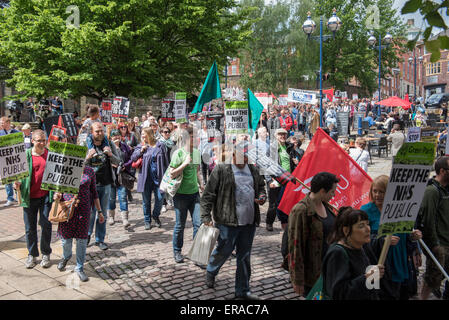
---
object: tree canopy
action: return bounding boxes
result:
[0,0,253,100]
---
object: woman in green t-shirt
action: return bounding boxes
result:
[169,126,204,263]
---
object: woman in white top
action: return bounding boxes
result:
[348,137,370,172]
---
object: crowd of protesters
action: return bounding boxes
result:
[1,95,448,301]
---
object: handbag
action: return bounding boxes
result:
[132,157,142,169]
[119,171,136,190]
[48,195,79,224]
[186,224,220,265]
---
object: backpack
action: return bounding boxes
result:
[415,179,448,230]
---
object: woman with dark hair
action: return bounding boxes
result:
[287,172,340,297]
[118,120,138,148]
[321,207,385,300]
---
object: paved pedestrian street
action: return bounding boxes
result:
[0,152,442,301]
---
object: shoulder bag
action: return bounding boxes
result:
[48,195,80,224]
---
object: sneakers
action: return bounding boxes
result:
[97,242,109,251]
[174,252,184,263]
[120,211,130,229]
[154,217,162,228]
[57,258,70,271]
[144,222,152,230]
[3,200,16,207]
[40,254,51,268]
[266,224,274,231]
[161,205,167,213]
[195,262,207,270]
[108,210,115,226]
[25,255,37,269]
[235,293,261,300]
[205,272,215,288]
[76,270,89,282]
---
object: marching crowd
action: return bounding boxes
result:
[1,96,449,301]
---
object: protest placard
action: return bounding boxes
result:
[41,141,88,194]
[49,125,67,142]
[407,127,421,143]
[377,142,435,237]
[43,115,60,138]
[101,100,113,124]
[206,111,224,141]
[336,112,349,136]
[420,128,438,144]
[225,101,248,134]
[161,100,175,121]
[287,88,317,104]
[0,132,29,184]
[174,92,187,123]
[60,113,78,140]
[112,97,130,119]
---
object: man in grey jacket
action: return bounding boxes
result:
[201,143,266,300]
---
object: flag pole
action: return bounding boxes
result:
[293,177,339,213]
[419,239,449,282]
[378,234,392,265]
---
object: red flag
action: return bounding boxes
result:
[323,88,334,102]
[278,128,373,215]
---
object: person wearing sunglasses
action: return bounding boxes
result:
[118,121,138,148]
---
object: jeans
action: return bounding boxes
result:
[23,195,52,257]
[275,185,289,224]
[109,185,128,212]
[88,184,111,243]
[207,224,256,297]
[142,178,163,224]
[266,185,281,225]
[61,238,88,272]
[172,192,201,254]
[5,183,15,202]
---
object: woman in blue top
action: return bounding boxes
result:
[361,175,422,300]
[131,127,169,230]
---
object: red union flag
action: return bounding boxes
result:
[278,128,373,214]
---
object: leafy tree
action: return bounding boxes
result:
[0,0,252,100]
[401,0,449,62]
[318,0,407,96]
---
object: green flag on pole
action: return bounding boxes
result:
[192,61,222,113]
[248,88,264,135]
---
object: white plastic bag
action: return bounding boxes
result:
[186,224,220,265]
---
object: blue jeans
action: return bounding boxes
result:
[207,224,256,297]
[142,179,163,224]
[23,195,52,257]
[5,183,15,202]
[109,185,128,212]
[172,192,201,254]
[88,184,111,243]
[61,238,88,272]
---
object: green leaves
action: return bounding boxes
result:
[425,11,447,29]
[425,40,441,62]
[401,0,422,14]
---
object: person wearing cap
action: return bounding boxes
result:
[21,123,33,149]
[201,141,266,300]
[265,128,297,232]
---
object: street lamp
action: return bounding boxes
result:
[408,54,423,103]
[303,8,341,127]
[368,32,393,117]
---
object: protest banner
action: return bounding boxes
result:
[420,128,439,144]
[112,96,130,119]
[336,112,349,136]
[161,100,175,121]
[278,128,373,215]
[377,142,435,238]
[101,100,113,124]
[206,111,224,141]
[0,132,29,185]
[287,88,318,104]
[49,125,67,142]
[41,141,88,195]
[60,113,78,140]
[225,101,248,134]
[407,127,421,143]
[254,92,273,110]
[174,92,187,123]
[278,95,288,107]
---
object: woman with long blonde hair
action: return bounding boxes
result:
[130,127,169,230]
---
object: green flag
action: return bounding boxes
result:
[193,61,222,113]
[248,88,264,135]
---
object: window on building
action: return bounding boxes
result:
[232,65,237,76]
[426,62,441,76]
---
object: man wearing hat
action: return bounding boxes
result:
[265,128,297,231]
[21,123,33,149]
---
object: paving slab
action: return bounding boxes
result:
[0,267,61,296]
[28,285,92,300]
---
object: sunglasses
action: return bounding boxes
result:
[162,130,170,134]
[120,126,127,129]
